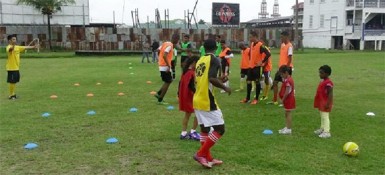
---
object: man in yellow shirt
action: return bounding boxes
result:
[6,34,38,99]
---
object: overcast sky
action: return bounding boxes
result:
[89,0,304,25]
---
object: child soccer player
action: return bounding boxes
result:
[6,34,38,99]
[314,65,334,138]
[179,56,200,140]
[278,65,296,135]
[193,38,231,168]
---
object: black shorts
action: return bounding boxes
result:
[247,67,262,81]
[221,59,230,74]
[160,71,173,83]
[274,67,292,82]
[7,71,20,83]
[240,68,249,75]
[181,56,189,65]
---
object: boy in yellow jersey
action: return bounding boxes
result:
[193,38,231,168]
[268,31,294,105]
[155,35,179,105]
[6,34,38,99]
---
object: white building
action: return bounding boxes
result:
[0,0,90,25]
[303,0,385,50]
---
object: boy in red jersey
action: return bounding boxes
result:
[278,65,295,135]
[314,65,334,138]
[179,56,200,140]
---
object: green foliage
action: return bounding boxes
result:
[0,50,384,174]
[16,0,75,15]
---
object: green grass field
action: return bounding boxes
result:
[1,50,384,174]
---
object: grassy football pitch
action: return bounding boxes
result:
[0,50,384,174]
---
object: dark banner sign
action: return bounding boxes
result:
[212,3,240,28]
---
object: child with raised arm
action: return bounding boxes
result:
[314,65,334,138]
[179,56,200,140]
[278,65,296,135]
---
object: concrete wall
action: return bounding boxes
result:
[0,26,253,51]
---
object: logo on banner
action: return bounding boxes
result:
[216,4,236,23]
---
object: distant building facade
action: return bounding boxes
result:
[303,0,385,50]
[0,0,90,25]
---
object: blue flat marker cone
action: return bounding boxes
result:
[263,129,273,135]
[24,143,38,150]
[87,110,96,115]
[167,105,174,110]
[129,108,138,112]
[106,137,118,144]
[42,112,51,117]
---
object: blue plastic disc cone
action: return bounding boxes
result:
[263,129,273,135]
[106,137,118,144]
[24,143,38,150]
[129,108,138,112]
[42,112,51,117]
[87,110,96,115]
[167,106,175,110]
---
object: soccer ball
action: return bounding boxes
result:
[343,142,359,156]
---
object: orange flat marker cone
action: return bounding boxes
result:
[50,95,58,99]
[118,92,125,96]
[96,82,102,85]
[87,93,94,97]
[150,91,157,95]
[146,81,152,84]
[118,81,124,85]
[74,83,80,86]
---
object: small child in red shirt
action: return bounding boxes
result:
[314,65,333,138]
[179,56,200,140]
[278,65,296,135]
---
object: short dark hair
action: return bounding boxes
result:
[183,56,200,74]
[220,40,226,44]
[204,39,217,52]
[216,35,221,39]
[319,65,332,75]
[279,65,292,75]
[184,34,190,38]
[250,31,258,37]
[7,34,16,41]
[281,31,290,36]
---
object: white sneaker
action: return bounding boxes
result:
[314,128,324,135]
[278,127,292,134]
[220,90,226,93]
[318,132,331,138]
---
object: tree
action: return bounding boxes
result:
[198,19,206,25]
[17,0,76,51]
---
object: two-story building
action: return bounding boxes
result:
[303,0,385,50]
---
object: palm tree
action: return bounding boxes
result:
[17,0,75,50]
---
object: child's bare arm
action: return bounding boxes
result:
[282,86,291,102]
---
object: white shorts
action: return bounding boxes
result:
[194,109,224,127]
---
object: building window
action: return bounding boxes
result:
[310,0,314,4]
[309,15,313,28]
[320,15,324,28]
